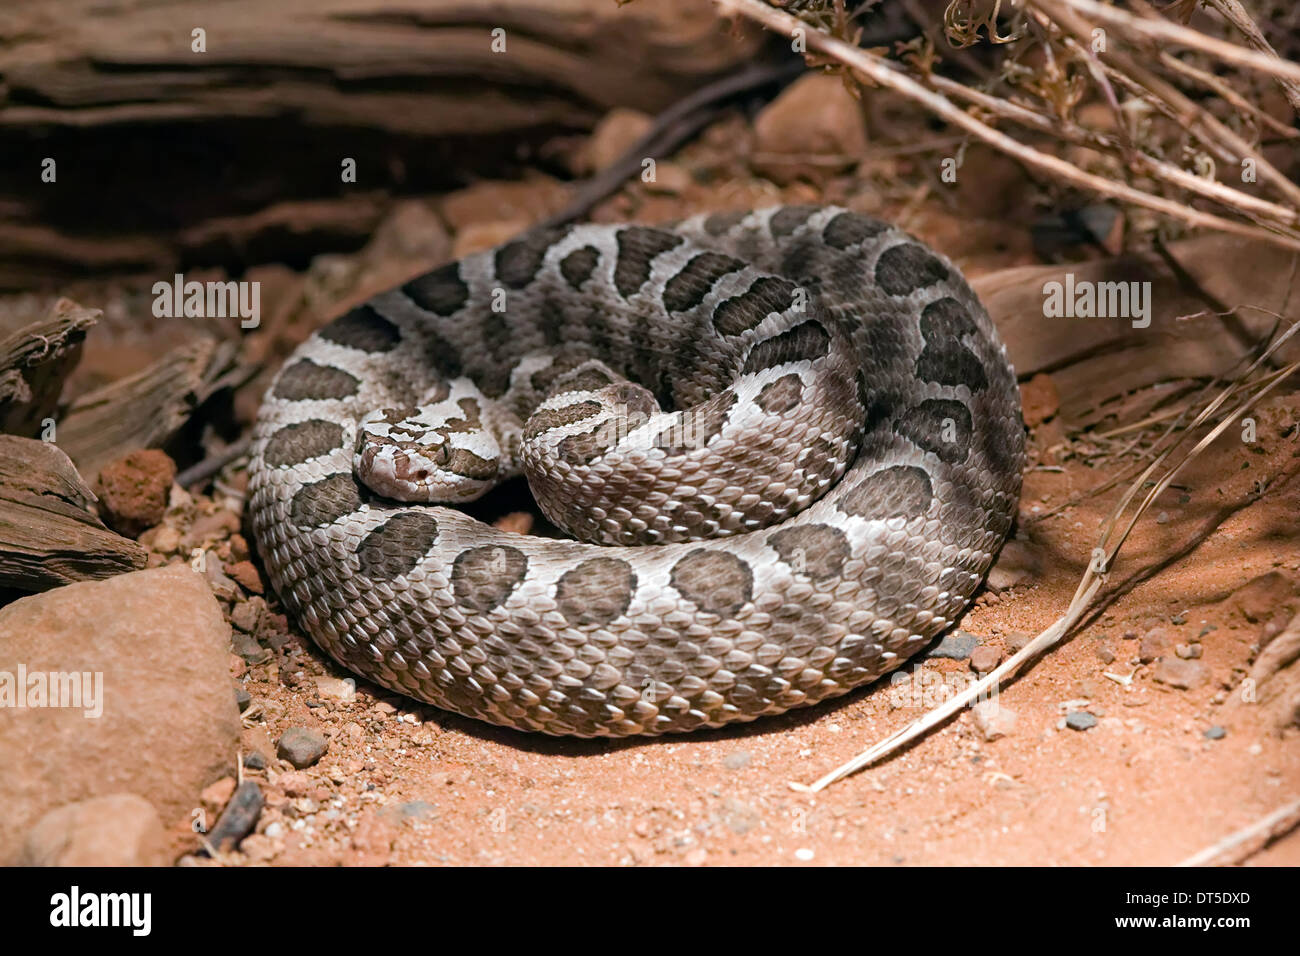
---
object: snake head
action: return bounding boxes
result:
[354,406,500,503]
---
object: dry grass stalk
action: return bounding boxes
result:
[713,0,1300,251]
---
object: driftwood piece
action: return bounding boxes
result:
[55,337,243,478]
[0,0,764,286]
[0,435,146,591]
[973,234,1300,426]
[0,299,100,436]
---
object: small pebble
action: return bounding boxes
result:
[969,645,1001,673]
[931,631,978,660]
[794,848,815,861]
[1175,643,1203,660]
[1065,711,1098,731]
[226,560,265,595]
[232,631,270,665]
[723,751,752,770]
[383,800,436,823]
[1203,725,1227,740]
[1153,658,1208,690]
[277,727,329,769]
[243,752,266,771]
[972,700,1018,740]
[1096,646,1116,664]
[205,781,264,854]
[1004,632,1033,654]
[1139,628,1170,663]
[230,599,264,634]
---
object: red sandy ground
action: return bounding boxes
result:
[195,388,1299,867]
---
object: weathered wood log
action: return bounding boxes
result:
[55,337,244,479]
[973,233,1300,426]
[0,0,764,286]
[0,299,100,437]
[0,435,146,591]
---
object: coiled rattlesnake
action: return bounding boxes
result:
[248,205,1024,737]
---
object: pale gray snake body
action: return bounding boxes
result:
[248,204,1024,737]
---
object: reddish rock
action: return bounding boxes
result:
[0,565,241,863]
[19,794,169,867]
[183,509,241,551]
[226,560,264,595]
[493,512,534,535]
[972,699,1018,740]
[1153,657,1209,690]
[439,176,569,234]
[276,771,314,798]
[228,533,251,563]
[1139,627,1171,663]
[452,220,532,259]
[1228,572,1299,634]
[986,538,1044,592]
[1005,632,1033,654]
[970,645,1002,673]
[361,200,451,268]
[94,449,176,537]
[577,108,654,175]
[1020,373,1061,428]
[200,776,237,816]
[752,73,868,185]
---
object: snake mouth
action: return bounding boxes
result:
[354,432,495,503]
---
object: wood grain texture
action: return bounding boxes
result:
[974,234,1300,425]
[0,435,146,591]
[0,0,763,286]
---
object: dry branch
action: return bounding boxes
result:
[0,299,99,436]
[713,0,1300,251]
[0,435,146,591]
[1053,0,1300,86]
[56,338,241,478]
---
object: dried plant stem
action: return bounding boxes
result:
[1159,51,1300,141]
[1029,0,1300,211]
[1177,796,1300,866]
[930,74,1299,227]
[1203,0,1300,113]
[713,0,1300,252]
[1052,0,1300,86]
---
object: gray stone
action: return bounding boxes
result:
[1065,711,1098,731]
[277,727,328,769]
[931,631,978,659]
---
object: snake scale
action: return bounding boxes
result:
[248,205,1025,737]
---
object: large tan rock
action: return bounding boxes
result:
[751,73,869,185]
[0,565,240,863]
[20,794,169,867]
